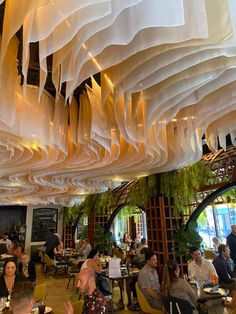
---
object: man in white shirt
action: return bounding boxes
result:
[0,232,12,251]
[188,246,217,282]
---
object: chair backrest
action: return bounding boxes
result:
[44,254,55,266]
[0,243,7,254]
[162,296,193,314]
[135,282,163,314]
[72,300,84,314]
[34,283,47,302]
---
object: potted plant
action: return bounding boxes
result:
[94,225,113,255]
[172,220,203,261]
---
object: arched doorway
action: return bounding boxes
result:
[105,204,147,245]
[186,180,236,247]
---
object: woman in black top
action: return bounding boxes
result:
[0,258,26,299]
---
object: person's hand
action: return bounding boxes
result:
[64,301,73,314]
[23,271,29,278]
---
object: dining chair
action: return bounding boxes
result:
[43,254,55,275]
[34,283,47,302]
[72,300,84,314]
[135,282,164,313]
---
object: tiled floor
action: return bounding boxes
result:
[35,264,138,314]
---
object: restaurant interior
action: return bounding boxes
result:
[1,1,236,313]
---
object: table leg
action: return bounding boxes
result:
[123,278,128,311]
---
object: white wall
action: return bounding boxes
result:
[25,205,63,255]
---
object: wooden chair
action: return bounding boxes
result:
[66,261,84,289]
[72,300,84,314]
[135,282,164,314]
[44,254,68,275]
[39,250,46,273]
[43,254,55,275]
[34,283,47,302]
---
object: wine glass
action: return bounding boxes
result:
[0,297,6,312]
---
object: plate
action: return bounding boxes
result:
[45,307,52,313]
[31,306,52,314]
[203,287,226,295]
[189,280,197,285]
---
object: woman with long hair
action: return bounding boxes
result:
[0,258,26,300]
[80,249,102,273]
[162,260,197,308]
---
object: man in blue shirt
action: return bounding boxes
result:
[213,244,236,293]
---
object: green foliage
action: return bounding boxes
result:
[94,225,112,253]
[129,177,151,207]
[64,203,83,221]
[160,161,212,214]
[223,189,236,204]
[117,205,142,220]
[78,225,88,239]
[197,211,207,226]
[66,161,212,219]
[173,220,203,260]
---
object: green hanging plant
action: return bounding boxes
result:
[160,161,212,215]
[173,220,203,260]
[64,203,83,222]
[129,177,149,207]
[117,205,141,220]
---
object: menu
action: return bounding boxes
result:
[31,208,58,242]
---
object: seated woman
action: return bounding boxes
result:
[81,249,110,295]
[112,242,125,263]
[123,232,132,245]
[162,260,197,309]
[18,253,36,283]
[128,242,137,256]
[81,249,102,273]
[0,258,26,300]
[8,241,23,262]
[53,241,63,256]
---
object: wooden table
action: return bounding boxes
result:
[101,267,140,310]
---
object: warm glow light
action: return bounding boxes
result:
[112,176,124,182]
[104,74,114,89]
[136,173,149,178]
[31,144,38,150]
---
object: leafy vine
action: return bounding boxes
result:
[64,160,212,220]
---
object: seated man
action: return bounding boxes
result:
[10,281,34,314]
[138,248,162,310]
[188,246,217,282]
[213,244,236,293]
[19,253,36,283]
[65,268,108,314]
[0,232,12,252]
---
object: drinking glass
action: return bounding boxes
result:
[38,301,46,314]
[189,270,196,281]
[0,297,6,312]
[210,274,217,285]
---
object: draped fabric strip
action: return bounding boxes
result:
[0,0,235,204]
